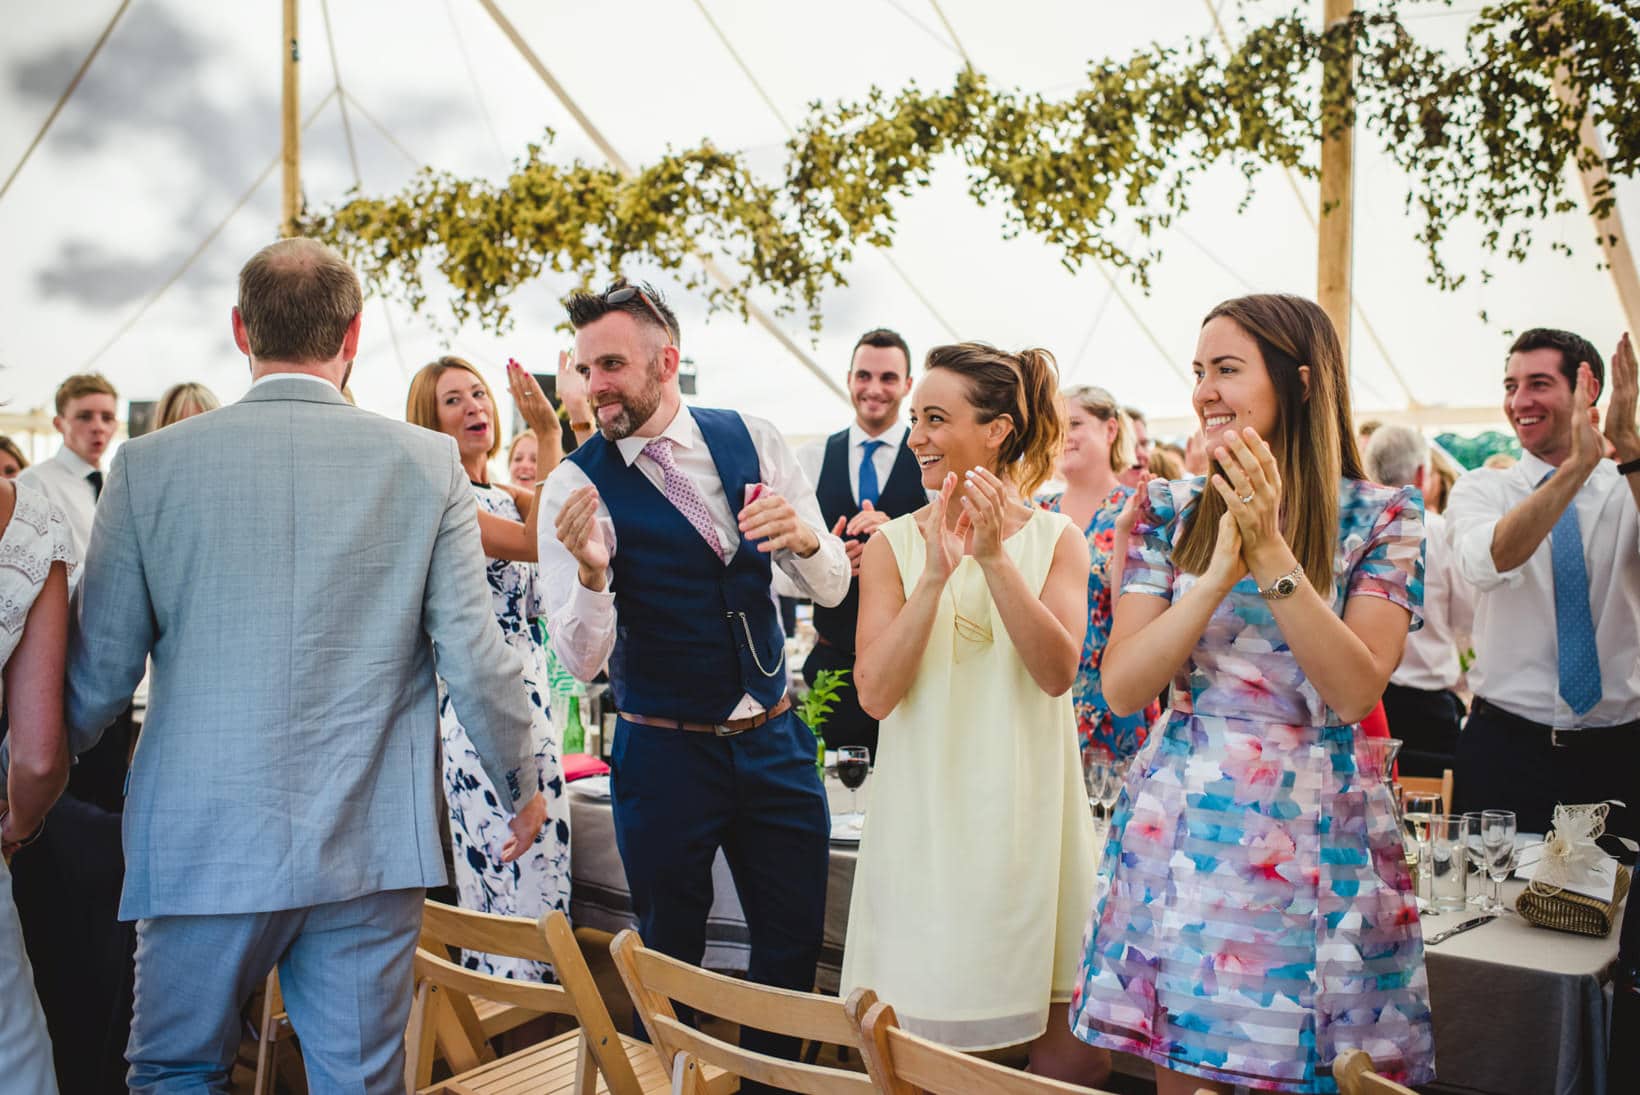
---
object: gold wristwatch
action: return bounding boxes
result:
[1258,563,1305,600]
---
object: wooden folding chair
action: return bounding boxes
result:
[1332,1049,1419,1095]
[408,902,712,1094]
[1399,769,1455,814]
[609,928,872,1095]
[849,997,1213,1095]
[246,970,300,1095]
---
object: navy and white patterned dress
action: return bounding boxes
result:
[438,482,571,980]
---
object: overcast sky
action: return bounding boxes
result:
[3,0,1634,459]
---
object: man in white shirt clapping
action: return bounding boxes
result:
[1446,328,1640,839]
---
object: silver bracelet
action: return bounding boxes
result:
[1258,563,1305,600]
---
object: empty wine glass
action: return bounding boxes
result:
[835,746,871,822]
[1100,758,1129,822]
[1461,811,1489,908]
[1402,791,1442,910]
[1482,809,1517,914]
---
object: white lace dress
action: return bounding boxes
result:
[437,483,571,980]
[0,482,75,1095]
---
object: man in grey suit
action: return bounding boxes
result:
[63,237,546,1093]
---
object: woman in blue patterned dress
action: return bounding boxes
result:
[408,356,572,980]
[1037,385,1160,767]
[1069,295,1433,1093]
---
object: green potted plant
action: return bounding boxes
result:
[796,668,850,772]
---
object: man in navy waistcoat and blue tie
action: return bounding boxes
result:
[539,281,849,1075]
[783,328,925,756]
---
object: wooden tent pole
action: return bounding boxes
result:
[280,0,301,237]
[1317,0,1355,371]
[1551,74,1640,338]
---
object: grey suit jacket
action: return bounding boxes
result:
[66,376,534,920]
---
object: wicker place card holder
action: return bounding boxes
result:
[1516,864,1632,937]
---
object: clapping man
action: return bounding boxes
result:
[788,328,923,755]
[541,281,847,1081]
[1447,328,1640,838]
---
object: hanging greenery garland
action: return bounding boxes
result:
[304,1,1640,333]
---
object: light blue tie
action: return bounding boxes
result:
[1543,470,1603,715]
[858,439,885,507]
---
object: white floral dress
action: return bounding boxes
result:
[0,482,75,1094]
[438,482,571,980]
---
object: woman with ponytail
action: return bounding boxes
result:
[842,343,1109,1085]
[1069,295,1433,1093]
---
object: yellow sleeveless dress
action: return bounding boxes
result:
[839,507,1099,1050]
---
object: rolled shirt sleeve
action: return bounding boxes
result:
[538,459,618,682]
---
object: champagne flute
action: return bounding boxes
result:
[1100,758,1129,823]
[1482,809,1517,913]
[1402,791,1442,911]
[835,746,871,824]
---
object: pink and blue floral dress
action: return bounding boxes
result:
[1069,476,1434,1092]
[1037,487,1161,766]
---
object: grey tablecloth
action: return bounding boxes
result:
[568,784,1622,1092]
[1422,879,1620,1095]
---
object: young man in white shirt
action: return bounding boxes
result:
[1446,328,1640,839]
[17,373,119,563]
[1365,425,1475,776]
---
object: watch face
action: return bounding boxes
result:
[1275,576,1297,596]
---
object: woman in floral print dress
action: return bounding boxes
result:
[408,356,571,980]
[1070,295,1433,1093]
[1037,384,1160,767]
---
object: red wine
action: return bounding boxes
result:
[837,759,869,790]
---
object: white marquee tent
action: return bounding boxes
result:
[3,0,1635,458]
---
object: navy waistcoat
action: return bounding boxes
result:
[568,408,787,722]
[812,428,925,654]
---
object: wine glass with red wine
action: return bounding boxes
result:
[836,746,870,820]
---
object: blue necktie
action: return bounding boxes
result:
[1543,470,1603,715]
[857,439,885,507]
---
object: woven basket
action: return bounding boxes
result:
[1516,864,1632,937]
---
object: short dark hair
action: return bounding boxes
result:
[564,279,680,344]
[1508,328,1604,398]
[851,328,911,373]
[237,238,362,364]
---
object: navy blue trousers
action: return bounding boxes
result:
[609,708,830,1073]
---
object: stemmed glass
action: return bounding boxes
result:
[835,746,871,827]
[1083,759,1128,838]
[1402,791,1443,911]
[1461,811,1490,908]
[1481,809,1518,913]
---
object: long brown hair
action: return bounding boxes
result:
[924,342,1063,498]
[1173,294,1364,587]
[406,356,502,459]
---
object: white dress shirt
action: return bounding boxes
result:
[1446,451,1640,726]
[1389,509,1474,693]
[539,405,849,716]
[794,422,910,506]
[17,446,100,567]
[250,371,339,392]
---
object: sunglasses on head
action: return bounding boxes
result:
[605,286,674,346]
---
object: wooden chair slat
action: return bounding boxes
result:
[413,947,576,1017]
[1333,1049,1419,1095]
[651,1016,873,1095]
[423,899,556,964]
[630,947,859,1044]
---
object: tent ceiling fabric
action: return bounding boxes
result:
[2,0,1633,442]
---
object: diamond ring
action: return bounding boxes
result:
[1238,492,1254,504]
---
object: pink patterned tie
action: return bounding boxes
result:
[643,437,728,563]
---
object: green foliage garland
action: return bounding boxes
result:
[305,1,1640,333]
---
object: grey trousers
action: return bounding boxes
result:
[0,858,57,1095]
[126,887,422,1095]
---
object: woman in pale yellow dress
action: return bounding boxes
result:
[843,342,1108,1086]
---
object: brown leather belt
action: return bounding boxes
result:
[618,695,793,737]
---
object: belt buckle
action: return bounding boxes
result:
[713,722,750,738]
[1551,726,1576,747]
